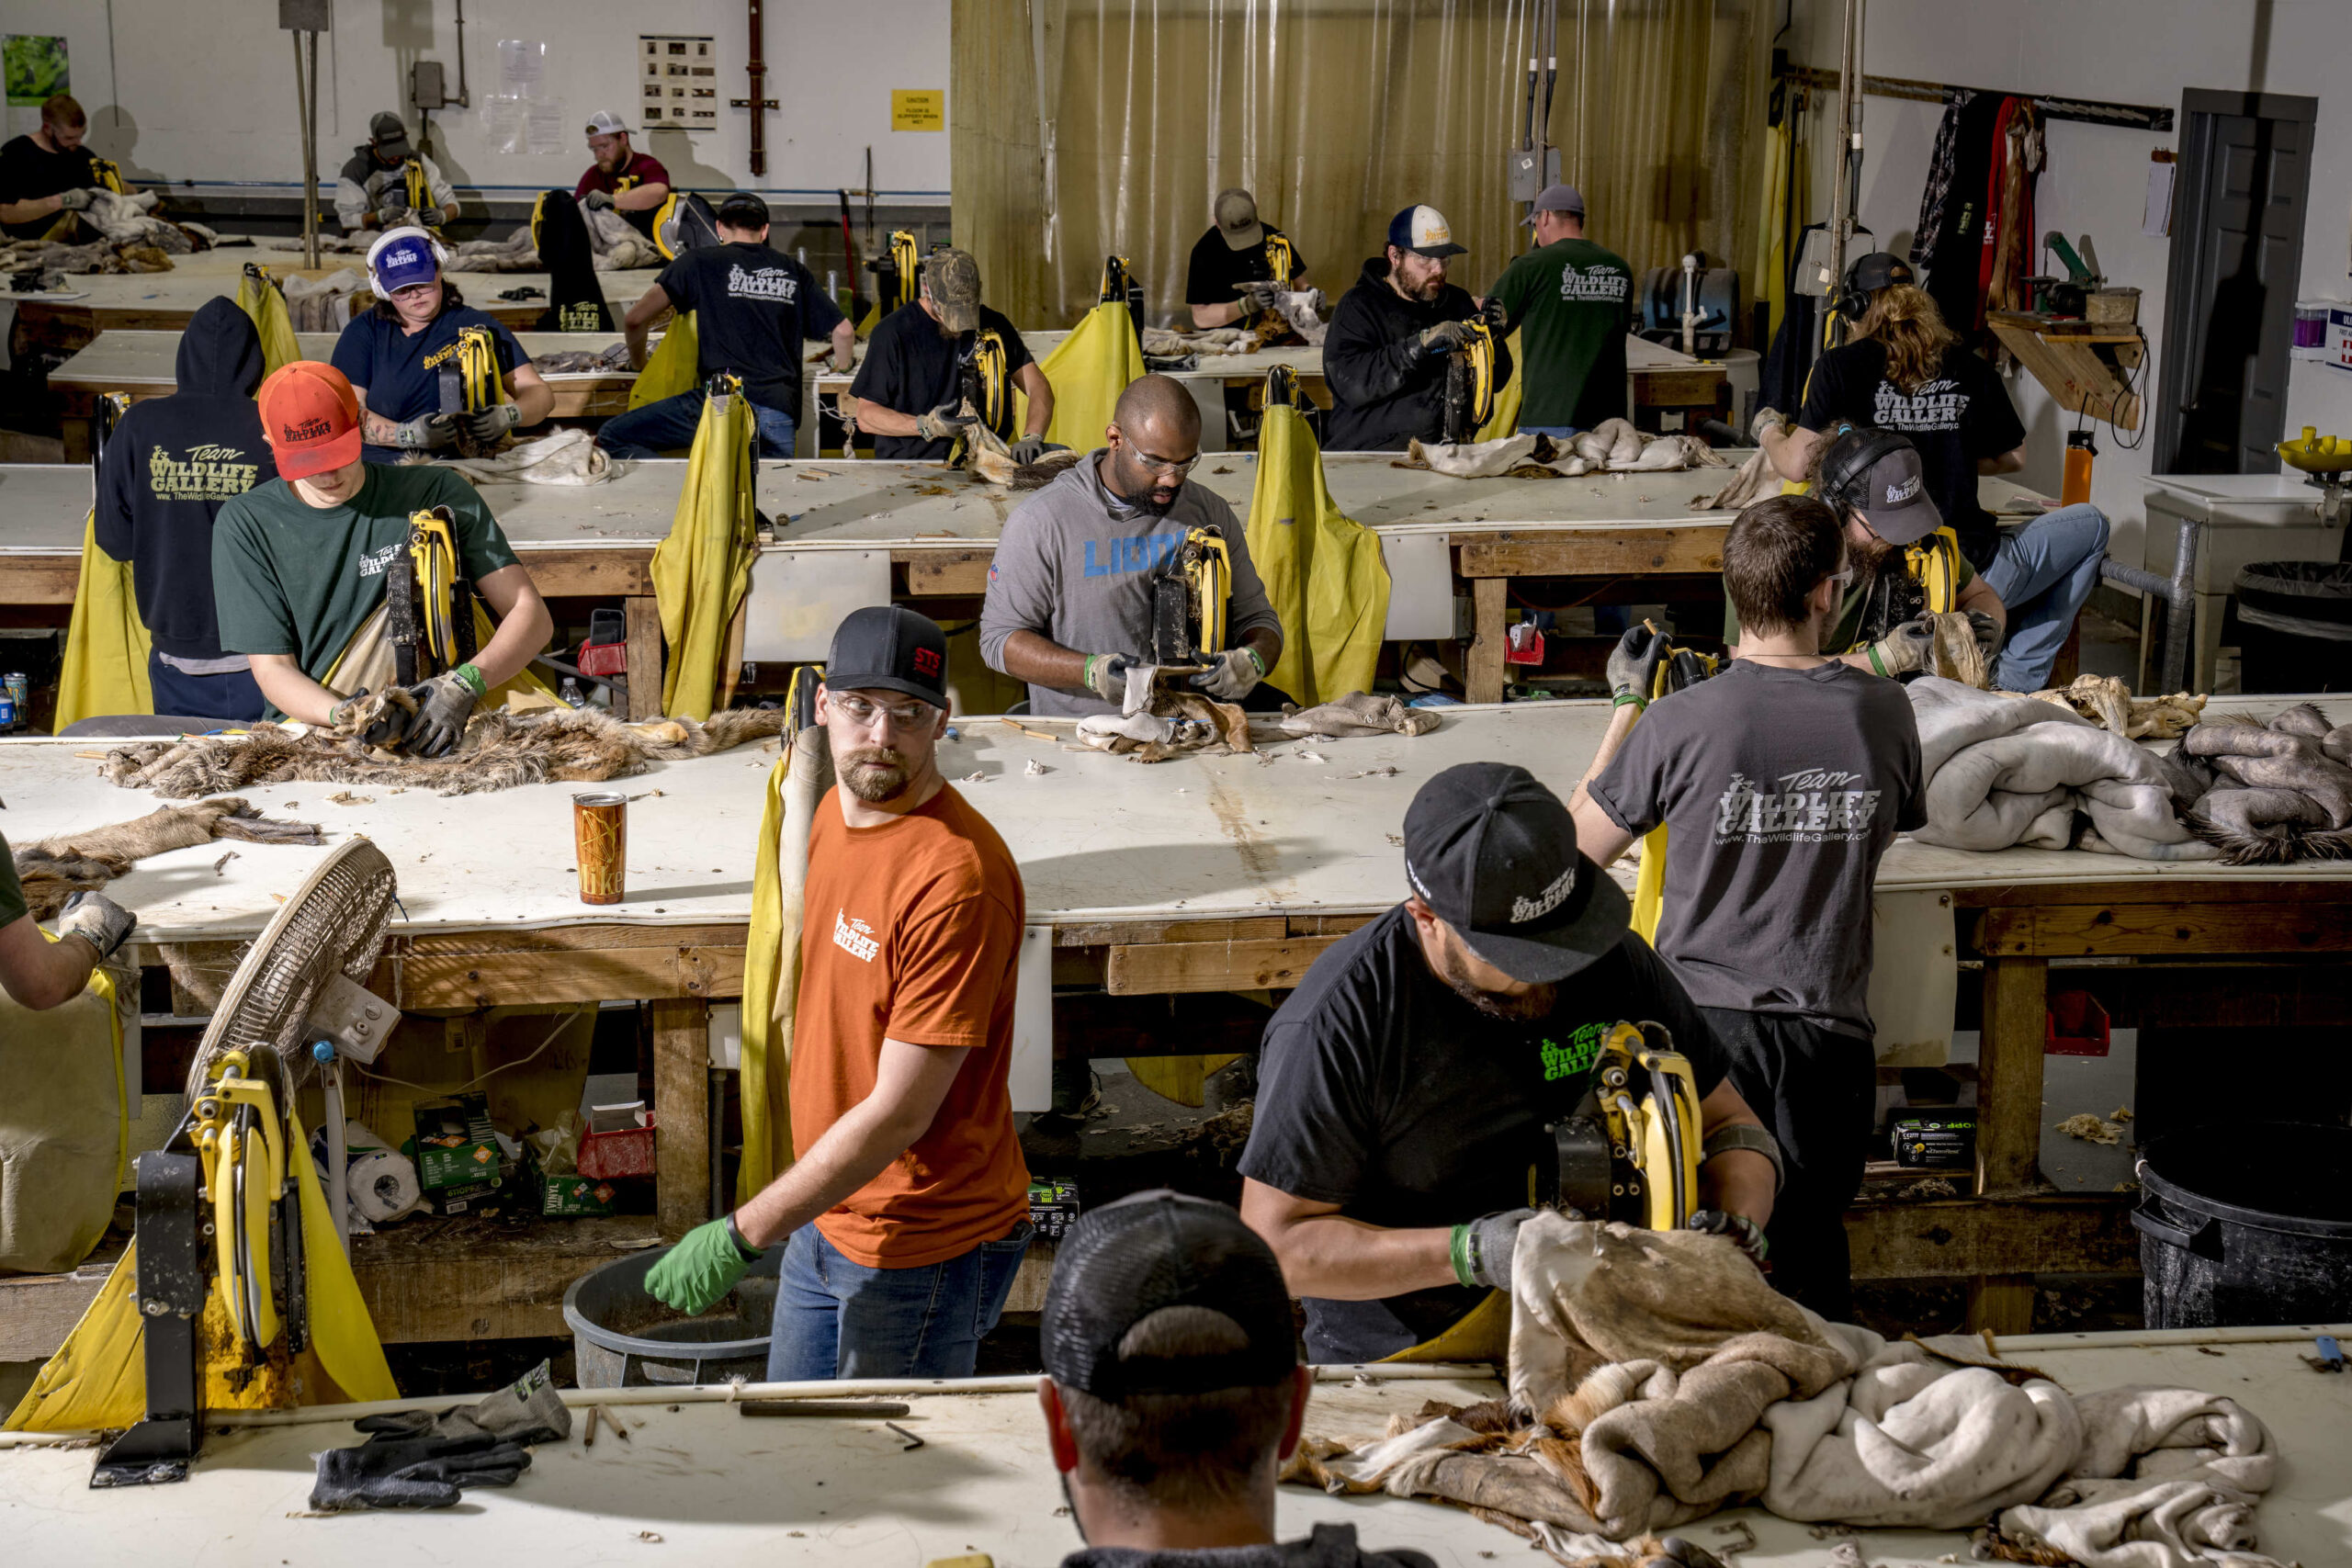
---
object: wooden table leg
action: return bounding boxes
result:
[651,997,713,1240]
[626,593,663,720]
[1968,954,2049,1334]
[62,419,93,463]
[1466,577,1509,705]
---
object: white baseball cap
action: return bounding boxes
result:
[584,111,631,137]
[1387,205,1467,259]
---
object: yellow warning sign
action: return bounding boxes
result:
[891,89,945,132]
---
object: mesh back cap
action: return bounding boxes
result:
[1041,1190,1297,1398]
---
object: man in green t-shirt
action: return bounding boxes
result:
[210,360,554,754]
[1487,185,1633,438]
[0,828,136,1010]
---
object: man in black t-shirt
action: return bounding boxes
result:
[851,248,1055,462]
[1184,188,1310,331]
[602,192,853,459]
[1237,763,1781,1365]
[0,95,121,242]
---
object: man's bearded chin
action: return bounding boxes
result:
[1112,459,1179,517]
[1433,942,1556,1021]
[1849,530,1897,571]
[840,746,912,802]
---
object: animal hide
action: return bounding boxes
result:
[12,798,322,920]
[430,428,615,486]
[961,419,1087,490]
[437,208,662,275]
[1139,325,1258,357]
[96,705,791,800]
[533,343,634,375]
[283,266,368,332]
[1612,434,1727,474]
[1696,447,1774,511]
[83,189,199,253]
[1401,433,1588,479]
[2178,703,2352,863]
[1922,609,1990,688]
[2030,674,2205,739]
[1277,691,1442,739]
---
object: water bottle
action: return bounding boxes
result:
[560,677,583,707]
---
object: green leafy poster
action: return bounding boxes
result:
[4,36,68,108]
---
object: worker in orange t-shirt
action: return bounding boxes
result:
[648,605,1032,1379]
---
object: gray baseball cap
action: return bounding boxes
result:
[1215,187,1263,251]
[1521,184,1586,225]
[1854,442,1943,546]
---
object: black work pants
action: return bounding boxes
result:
[1698,1007,1877,1322]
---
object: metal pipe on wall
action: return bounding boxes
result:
[1825,0,1866,332]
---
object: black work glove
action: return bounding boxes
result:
[1967,609,2003,660]
[401,670,481,758]
[1606,623,1668,711]
[1451,1207,1537,1290]
[1009,434,1049,466]
[461,402,524,444]
[1419,319,1474,357]
[310,1431,531,1512]
[391,412,458,451]
[579,189,616,212]
[58,891,135,962]
[1687,1209,1770,1268]
[1478,296,1508,332]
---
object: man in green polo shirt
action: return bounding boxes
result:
[1487,185,1633,439]
[0,829,135,1010]
[210,360,554,755]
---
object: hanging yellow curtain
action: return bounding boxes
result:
[629,312,700,411]
[54,513,152,730]
[649,380,755,719]
[1245,395,1388,705]
[1023,300,1147,449]
[234,268,302,378]
[953,0,1762,330]
[736,682,829,1202]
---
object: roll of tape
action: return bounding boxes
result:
[349,1148,421,1224]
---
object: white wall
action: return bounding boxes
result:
[6,0,952,199]
[1791,0,2352,568]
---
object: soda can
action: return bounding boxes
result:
[2,672,26,714]
[0,693,16,729]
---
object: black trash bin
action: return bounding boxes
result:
[2133,1122,2352,1328]
[2234,561,2352,693]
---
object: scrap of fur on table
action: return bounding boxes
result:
[96,705,791,800]
[12,798,323,920]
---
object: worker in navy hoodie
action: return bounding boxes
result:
[95,297,279,721]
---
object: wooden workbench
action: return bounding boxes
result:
[0,697,2345,1350]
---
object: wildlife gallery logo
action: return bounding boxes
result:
[832,908,880,963]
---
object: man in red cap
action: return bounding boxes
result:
[209,361,554,755]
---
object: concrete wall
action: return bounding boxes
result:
[5,0,952,200]
[1787,0,2352,567]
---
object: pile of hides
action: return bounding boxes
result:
[1905,676,2218,860]
[962,419,1086,490]
[283,266,368,332]
[96,705,790,800]
[1403,423,1728,480]
[1287,1213,2289,1568]
[1140,324,1257,358]
[1075,665,1255,761]
[2171,702,2352,863]
[533,343,634,375]
[1276,691,1442,740]
[11,798,322,921]
[2032,673,2206,739]
[436,207,663,274]
[429,428,614,486]
[82,189,216,254]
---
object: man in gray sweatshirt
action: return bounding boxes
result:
[979,375,1283,718]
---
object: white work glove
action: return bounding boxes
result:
[1084,653,1137,705]
[913,400,974,441]
[58,891,135,962]
[401,669,482,758]
[1966,610,2003,660]
[579,189,616,212]
[1750,405,1788,445]
[57,187,96,212]
[1862,615,1937,678]
[1187,646,1265,701]
[1451,1207,1537,1290]
[392,412,458,451]
[460,402,523,445]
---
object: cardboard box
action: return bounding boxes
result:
[409,1093,504,1191]
[1028,1178,1080,1241]
[540,1174,619,1217]
[424,1178,503,1216]
[1890,1111,1976,1170]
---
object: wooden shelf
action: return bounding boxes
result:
[1987,310,2143,430]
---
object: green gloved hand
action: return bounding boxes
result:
[645,1216,761,1314]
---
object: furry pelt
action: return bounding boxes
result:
[12,798,322,920]
[2179,703,2352,863]
[2029,673,2204,739]
[96,705,792,800]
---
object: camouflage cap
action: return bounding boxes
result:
[923,247,982,333]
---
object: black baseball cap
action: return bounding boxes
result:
[368,111,413,160]
[1041,1191,1297,1399]
[1845,251,1915,294]
[717,192,770,231]
[1403,762,1628,984]
[825,605,948,706]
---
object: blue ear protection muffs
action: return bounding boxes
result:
[366,226,456,301]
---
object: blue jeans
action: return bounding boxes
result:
[1982,502,2111,692]
[147,651,266,724]
[597,390,797,459]
[765,1218,1033,1382]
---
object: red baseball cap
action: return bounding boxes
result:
[256,360,364,480]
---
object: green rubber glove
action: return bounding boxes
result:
[645,1217,758,1314]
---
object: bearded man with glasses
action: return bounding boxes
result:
[979,373,1286,716]
[646,604,1035,1380]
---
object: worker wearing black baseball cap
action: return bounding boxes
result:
[648,605,1037,1382]
[1238,762,1777,1364]
[1037,1190,1438,1564]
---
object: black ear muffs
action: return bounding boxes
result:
[1817,424,1909,516]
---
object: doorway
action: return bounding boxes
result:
[2154,89,2318,475]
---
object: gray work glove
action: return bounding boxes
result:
[1009,434,1052,466]
[401,670,480,758]
[58,187,95,212]
[1452,1207,1537,1290]
[1966,609,2003,660]
[1235,279,1283,313]
[399,208,435,231]
[1862,615,1938,678]
[1687,1209,1770,1268]
[391,412,458,451]
[1187,646,1265,701]
[1750,405,1788,446]
[353,1359,569,1448]
[579,189,616,212]
[914,400,974,441]
[58,891,135,962]
[1084,653,1136,705]
[1419,319,1474,357]
[460,402,523,444]
[1607,623,1669,711]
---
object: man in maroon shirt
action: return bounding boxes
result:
[575,111,670,239]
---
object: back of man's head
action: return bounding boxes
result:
[1723,492,1845,637]
[1041,1191,1301,1521]
[716,192,770,239]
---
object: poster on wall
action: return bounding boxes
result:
[3,34,67,138]
[639,36,717,133]
[482,39,568,157]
